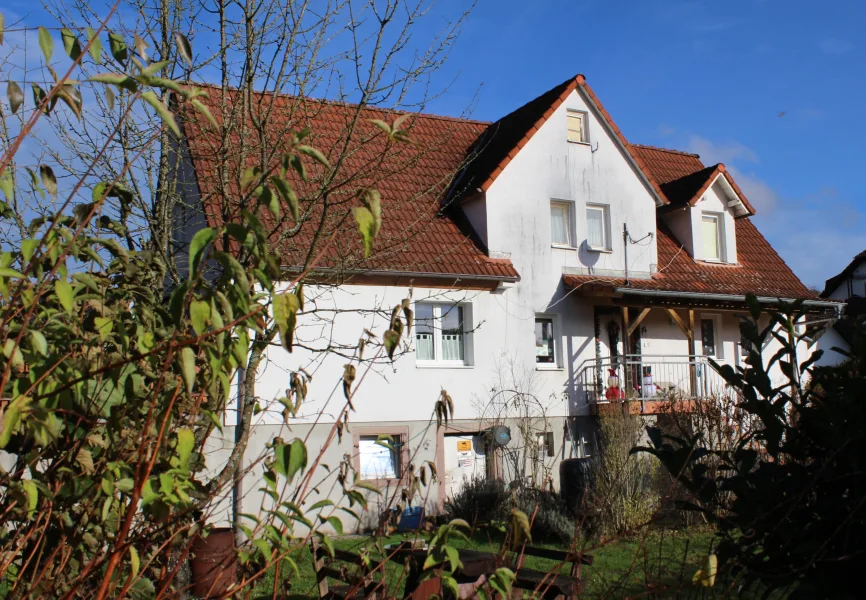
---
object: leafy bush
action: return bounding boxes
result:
[592,411,660,537]
[639,298,866,598]
[444,477,509,526]
[516,488,576,543]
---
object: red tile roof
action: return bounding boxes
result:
[455,75,669,206]
[181,88,519,284]
[564,219,815,299]
[631,145,755,215]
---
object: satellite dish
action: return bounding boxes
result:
[491,426,511,447]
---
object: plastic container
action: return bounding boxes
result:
[397,506,425,532]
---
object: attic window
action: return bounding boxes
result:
[567,110,587,143]
[702,213,722,261]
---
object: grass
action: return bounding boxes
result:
[250,526,775,599]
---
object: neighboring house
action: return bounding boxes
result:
[175,74,837,530]
[815,251,866,365]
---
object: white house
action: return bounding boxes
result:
[176,74,838,531]
[814,251,866,365]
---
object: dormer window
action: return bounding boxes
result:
[567,110,588,143]
[702,213,723,261]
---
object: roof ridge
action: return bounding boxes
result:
[631,143,701,158]
[189,81,492,126]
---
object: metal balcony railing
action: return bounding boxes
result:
[575,354,734,408]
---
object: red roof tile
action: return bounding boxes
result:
[564,215,815,300]
[181,88,519,283]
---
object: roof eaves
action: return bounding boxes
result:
[478,78,579,192]
[714,166,756,216]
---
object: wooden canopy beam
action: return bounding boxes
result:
[627,307,651,337]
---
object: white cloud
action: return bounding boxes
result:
[687,135,759,165]
[726,166,779,214]
[657,123,676,137]
[820,38,854,55]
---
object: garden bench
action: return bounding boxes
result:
[511,545,593,600]
[310,539,386,599]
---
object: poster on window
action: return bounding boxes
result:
[457,451,473,468]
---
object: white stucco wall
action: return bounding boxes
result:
[690,178,738,264]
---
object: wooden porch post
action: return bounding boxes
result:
[621,307,631,391]
[688,309,696,397]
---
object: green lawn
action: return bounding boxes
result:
[250,526,778,599]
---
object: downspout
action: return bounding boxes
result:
[623,223,629,285]
[232,367,245,541]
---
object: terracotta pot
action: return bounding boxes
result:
[190,527,237,598]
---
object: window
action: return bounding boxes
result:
[701,318,717,358]
[415,303,468,364]
[536,432,555,458]
[535,317,557,365]
[567,110,587,143]
[702,214,721,261]
[358,436,400,479]
[550,201,573,246]
[585,204,609,250]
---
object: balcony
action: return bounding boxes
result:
[575,355,735,415]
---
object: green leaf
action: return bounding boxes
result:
[0,395,29,448]
[274,438,307,481]
[129,576,155,600]
[353,480,382,495]
[114,478,134,493]
[176,428,194,469]
[129,546,140,578]
[7,80,23,114]
[28,330,48,356]
[252,538,272,560]
[175,33,193,66]
[188,227,217,276]
[108,32,127,64]
[296,145,331,169]
[22,480,38,519]
[85,27,102,64]
[353,206,376,258]
[191,99,217,129]
[383,328,400,360]
[141,91,180,136]
[38,27,53,63]
[31,84,48,114]
[0,267,24,278]
[189,299,210,335]
[39,164,57,198]
[0,169,11,201]
[324,516,343,535]
[272,291,300,352]
[0,13,4,46]
[105,85,115,111]
[178,347,195,394]
[55,279,74,313]
[94,316,113,340]
[61,29,82,61]
[21,238,37,263]
[271,176,299,222]
[89,72,138,92]
[360,189,382,238]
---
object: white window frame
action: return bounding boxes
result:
[700,313,724,360]
[566,109,589,144]
[585,204,611,251]
[550,200,575,248]
[701,212,724,262]
[534,313,561,369]
[414,302,472,367]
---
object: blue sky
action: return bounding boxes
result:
[418,0,864,289]
[2,0,861,288]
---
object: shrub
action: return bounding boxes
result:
[443,477,509,526]
[516,488,576,543]
[591,410,660,537]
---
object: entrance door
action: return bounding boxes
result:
[443,434,487,499]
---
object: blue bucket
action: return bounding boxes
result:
[396,506,424,532]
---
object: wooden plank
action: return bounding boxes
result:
[627,307,651,337]
[688,309,697,397]
[519,546,593,565]
[666,308,690,339]
[311,539,330,599]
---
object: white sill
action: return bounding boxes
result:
[535,365,564,371]
[586,246,613,254]
[567,140,591,146]
[551,244,578,250]
[416,362,473,369]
